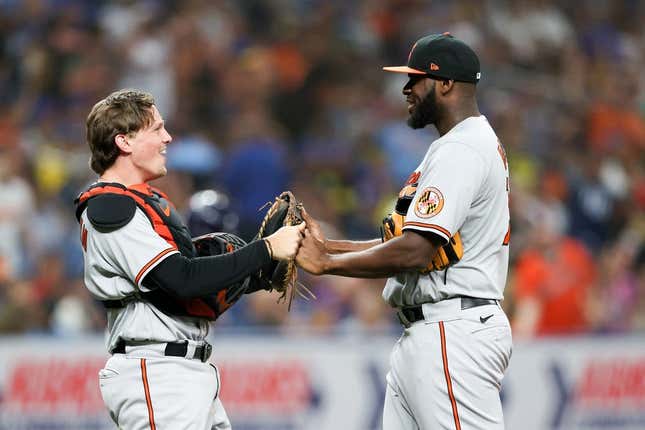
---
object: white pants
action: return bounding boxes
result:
[99,344,231,430]
[383,299,512,430]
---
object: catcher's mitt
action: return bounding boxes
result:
[192,232,251,314]
[193,231,247,257]
[255,191,314,310]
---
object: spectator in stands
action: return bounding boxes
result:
[0,0,642,334]
[0,147,35,279]
[512,207,597,337]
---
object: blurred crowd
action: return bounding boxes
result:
[0,0,643,338]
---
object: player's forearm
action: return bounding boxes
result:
[143,240,270,298]
[324,235,434,278]
[325,238,382,254]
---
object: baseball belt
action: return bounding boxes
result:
[112,340,213,363]
[397,296,498,328]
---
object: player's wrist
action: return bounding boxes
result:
[263,238,274,260]
[326,239,346,254]
[321,253,335,274]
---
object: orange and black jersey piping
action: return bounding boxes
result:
[75,182,271,320]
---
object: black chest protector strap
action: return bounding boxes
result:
[75,183,226,319]
[85,194,137,232]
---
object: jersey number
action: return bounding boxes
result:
[502,224,510,246]
[498,141,510,246]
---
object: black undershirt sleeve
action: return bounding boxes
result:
[142,240,271,299]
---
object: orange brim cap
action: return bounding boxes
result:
[382,66,426,74]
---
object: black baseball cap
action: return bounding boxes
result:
[383,33,481,83]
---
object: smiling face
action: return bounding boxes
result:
[122,105,172,182]
[404,74,440,129]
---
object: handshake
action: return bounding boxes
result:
[256,192,331,309]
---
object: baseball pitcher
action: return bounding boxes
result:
[297,33,512,429]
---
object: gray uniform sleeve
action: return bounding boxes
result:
[403,143,487,243]
[85,208,179,292]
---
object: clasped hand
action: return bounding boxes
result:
[263,208,329,274]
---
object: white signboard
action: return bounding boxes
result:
[0,334,643,429]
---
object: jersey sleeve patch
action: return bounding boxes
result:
[414,187,444,218]
[87,194,137,232]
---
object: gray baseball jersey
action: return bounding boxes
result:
[81,208,210,351]
[383,115,510,306]
[80,201,231,429]
[381,116,512,430]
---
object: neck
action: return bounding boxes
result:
[98,175,142,187]
[99,160,146,187]
[435,97,480,136]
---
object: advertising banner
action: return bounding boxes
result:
[0,334,643,429]
[0,336,392,430]
[503,336,645,430]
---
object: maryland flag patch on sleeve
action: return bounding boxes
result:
[414,187,444,218]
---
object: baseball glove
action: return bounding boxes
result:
[381,213,464,272]
[255,191,314,310]
[193,231,247,257]
[380,213,405,242]
[422,232,464,272]
[191,232,252,317]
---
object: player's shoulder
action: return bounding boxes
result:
[453,115,495,141]
[86,193,137,233]
[451,117,499,158]
[432,136,487,166]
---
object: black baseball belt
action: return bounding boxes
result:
[397,296,498,328]
[112,339,212,363]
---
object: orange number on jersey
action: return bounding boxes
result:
[497,140,508,170]
[498,140,510,245]
[502,224,510,246]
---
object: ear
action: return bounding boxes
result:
[438,79,455,95]
[114,134,132,154]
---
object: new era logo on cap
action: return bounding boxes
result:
[383,33,481,84]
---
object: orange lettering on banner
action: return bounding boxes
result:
[6,357,106,413]
[576,359,645,408]
[219,361,311,414]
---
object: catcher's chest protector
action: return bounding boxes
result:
[75,182,224,320]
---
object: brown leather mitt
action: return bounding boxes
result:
[255,191,314,310]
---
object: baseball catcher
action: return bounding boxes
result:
[294,33,512,430]
[77,89,306,430]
